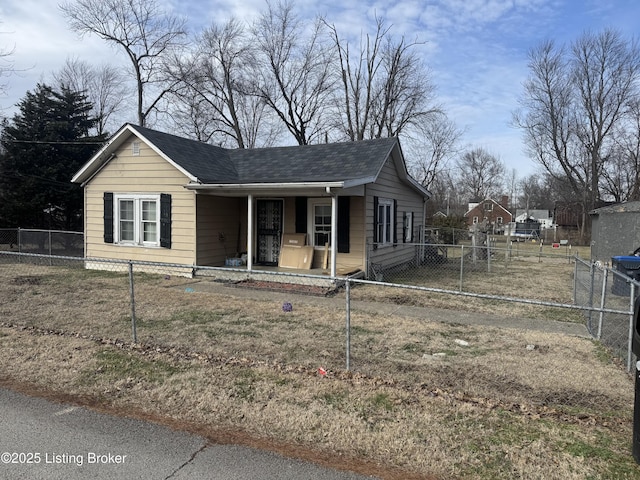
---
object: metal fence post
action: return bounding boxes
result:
[573,257,579,304]
[629,282,636,373]
[128,261,138,343]
[48,230,52,265]
[459,245,464,292]
[588,262,595,329]
[345,277,351,371]
[487,239,491,273]
[597,267,608,340]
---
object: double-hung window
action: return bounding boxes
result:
[114,194,160,246]
[376,198,393,245]
[308,199,331,247]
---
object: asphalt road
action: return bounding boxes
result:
[0,388,376,480]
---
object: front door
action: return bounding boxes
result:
[256,199,283,265]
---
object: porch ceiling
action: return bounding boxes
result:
[185,182,366,197]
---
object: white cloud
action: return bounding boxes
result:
[2,0,639,178]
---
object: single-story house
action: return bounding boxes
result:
[71,123,430,280]
[590,201,640,263]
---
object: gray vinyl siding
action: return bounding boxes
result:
[365,155,425,275]
[591,210,640,262]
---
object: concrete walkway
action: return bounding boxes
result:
[182,280,590,339]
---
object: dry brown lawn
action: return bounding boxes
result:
[0,256,638,479]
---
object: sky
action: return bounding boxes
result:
[1,0,639,179]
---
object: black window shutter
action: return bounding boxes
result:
[372,196,379,250]
[403,212,407,243]
[337,196,350,254]
[403,212,414,243]
[393,200,398,246]
[103,192,114,243]
[160,193,172,248]
[409,212,414,242]
[295,197,307,235]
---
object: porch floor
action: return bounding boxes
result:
[194,264,364,288]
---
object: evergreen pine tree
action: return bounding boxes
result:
[0,84,106,230]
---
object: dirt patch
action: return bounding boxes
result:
[231,279,339,297]
[11,275,43,285]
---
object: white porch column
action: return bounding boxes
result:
[331,194,337,278]
[247,194,253,271]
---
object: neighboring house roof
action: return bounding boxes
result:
[590,201,640,216]
[514,209,552,221]
[72,123,430,198]
[463,198,512,217]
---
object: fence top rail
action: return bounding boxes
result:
[0,228,83,235]
[0,250,634,315]
[0,251,338,282]
[348,276,632,315]
[576,255,640,284]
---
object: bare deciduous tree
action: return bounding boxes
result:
[572,29,640,207]
[326,17,440,142]
[326,17,386,141]
[455,147,505,201]
[373,35,439,138]
[0,25,15,102]
[60,0,187,127]
[251,0,334,145]
[604,98,640,201]
[407,114,462,190]
[168,18,280,148]
[53,58,128,135]
[514,39,591,238]
[514,30,640,239]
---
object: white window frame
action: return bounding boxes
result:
[308,198,332,248]
[114,193,160,247]
[472,216,479,224]
[377,198,393,245]
[404,212,413,243]
[132,141,140,156]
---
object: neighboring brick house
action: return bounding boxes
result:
[464,196,512,233]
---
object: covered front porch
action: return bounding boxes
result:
[189,182,367,282]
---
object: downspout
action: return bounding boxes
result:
[327,187,337,278]
[247,194,253,271]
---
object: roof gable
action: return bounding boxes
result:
[464,198,512,217]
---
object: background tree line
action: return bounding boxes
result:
[1,0,639,242]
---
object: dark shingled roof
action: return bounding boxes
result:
[132,124,397,184]
[133,125,237,182]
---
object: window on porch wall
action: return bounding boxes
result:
[298,196,349,254]
[313,204,331,246]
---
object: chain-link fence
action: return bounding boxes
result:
[574,257,638,371]
[0,249,634,422]
[0,228,83,256]
[369,240,575,299]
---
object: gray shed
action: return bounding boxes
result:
[590,201,640,262]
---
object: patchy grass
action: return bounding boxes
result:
[0,258,638,479]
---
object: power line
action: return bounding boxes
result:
[2,139,105,145]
